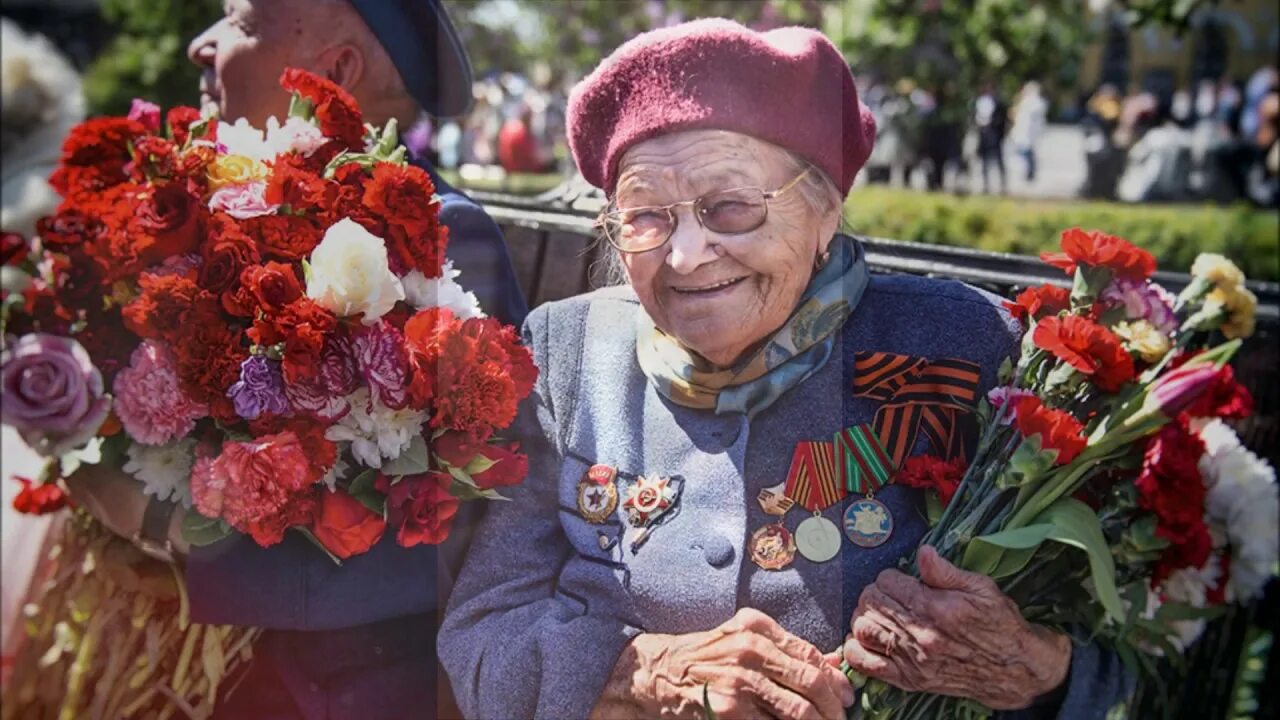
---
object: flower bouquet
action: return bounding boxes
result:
[1,68,537,562]
[851,230,1277,719]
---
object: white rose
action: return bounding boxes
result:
[306,219,405,325]
[400,260,483,319]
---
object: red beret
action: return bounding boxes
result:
[567,18,876,197]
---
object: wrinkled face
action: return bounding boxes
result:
[187,0,317,125]
[615,130,837,368]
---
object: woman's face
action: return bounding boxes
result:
[615,130,837,367]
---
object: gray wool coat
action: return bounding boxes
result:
[439,265,1131,720]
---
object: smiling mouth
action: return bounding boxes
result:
[671,276,748,295]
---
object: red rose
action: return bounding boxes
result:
[12,476,72,515]
[132,183,204,262]
[895,454,966,506]
[51,248,108,311]
[35,210,102,250]
[166,106,207,146]
[1032,315,1135,392]
[1,232,29,266]
[279,68,365,150]
[1013,396,1087,465]
[240,261,303,314]
[244,489,319,547]
[1003,284,1071,324]
[310,490,386,559]
[199,213,262,296]
[432,428,493,468]
[377,472,459,547]
[240,213,323,261]
[1040,227,1156,280]
[469,442,529,490]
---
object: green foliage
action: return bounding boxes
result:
[846,186,1280,281]
[81,0,220,116]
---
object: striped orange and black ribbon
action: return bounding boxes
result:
[783,441,845,512]
[852,351,982,467]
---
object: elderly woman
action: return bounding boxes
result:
[439,19,1128,720]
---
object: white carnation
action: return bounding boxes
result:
[122,438,196,508]
[400,260,483,319]
[1194,418,1278,602]
[1158,557,1222,651]
[306,219,405,325]
[324,388,427,469]
[320,452,351,492]
[216,118,271,161]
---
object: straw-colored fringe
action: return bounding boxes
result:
[3,511,260,720]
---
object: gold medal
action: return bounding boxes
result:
[577,464,618,524]
[749,523,796,571]
[756,480,795,516]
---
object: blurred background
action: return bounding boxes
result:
[0,0,1277,279]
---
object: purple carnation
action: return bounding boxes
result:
[227,355,289,420]
[1102,277,1178,334]
[353,322,409,410]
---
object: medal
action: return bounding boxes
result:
[577,464,618,524]
[756,480,795,516]
[843,496,893,548]
[834,425,896,548]
[622,475,682,553]
[782,441,846,563]
[749,523,796,570]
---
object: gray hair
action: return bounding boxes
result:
[591,151,847,288]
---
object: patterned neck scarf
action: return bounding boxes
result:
[636,234,869,418]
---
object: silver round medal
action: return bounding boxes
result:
[795,514,842,563]
[843,497,894,548]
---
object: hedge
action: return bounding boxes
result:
[845,187,1280,282]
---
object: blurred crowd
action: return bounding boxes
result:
[405,68,572,178]
[856,68,1279,207]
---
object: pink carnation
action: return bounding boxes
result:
[128,98,162,133]
[987,385,1035,424]
[208,180,279,220]
[197,431,314,528]
[113,340,208,445]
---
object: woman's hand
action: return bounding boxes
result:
[592,608,854,720]
[842,545,1071,710]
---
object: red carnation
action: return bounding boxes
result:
[265,155,328,210]
[1013,396,1087,465]
[122,272,218,341]
[131,135,179,180]
[166,106,208,146]
[36,210,102,250]
[244,489,320,547]
[895,454,967,506]
[377,471,459,547]
[1,232,29,266]
[199,213,262,297]
[132,183,204,262]
[1040,227,1156,280]
[248,297,337,384]
[171,310,249,417]
[240,213,323,261]
[1033,315,1136,392]
[1136,420,1212,580]
[50,117,148,198]
[12,476,72,515]
[1003,284,1071,324]
[279,68,365,150]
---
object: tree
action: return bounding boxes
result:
[81,0,220,115]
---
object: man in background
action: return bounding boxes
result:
[65,1,526,717]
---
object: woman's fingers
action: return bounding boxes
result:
[737,668,824,720]
[738,609,854,714]
[842,636,911,691]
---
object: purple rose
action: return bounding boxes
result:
[227,355,289,420]
[1,334,111,455]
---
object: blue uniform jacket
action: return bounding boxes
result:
[439,259,1131,719]
[187,165,527,719]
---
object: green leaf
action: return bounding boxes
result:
[347,468,378,496]
[1038,498,1126,624]
[447,464,477,488]
[181,512,234,547]
[924,490,944,527]
[463,454,497,476]
[294,527,343,565]
[448,482,510,502]
[1154,601,1227,624]
[702,684,718,720]
[1000,434,1058,488]
[381,435,430,477]
[962,523,1053,578]
[301,258,313,285]
[997,357,1013,385]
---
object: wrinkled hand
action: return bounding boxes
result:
[596,608,854,720]
[842,546,1070,710]
[63,463,189,555]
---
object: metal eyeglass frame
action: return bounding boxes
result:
[600,167,812,253]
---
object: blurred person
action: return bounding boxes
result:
[0,17,84,685]
[1010,80,1048,182]
[973,82,1009,193]
[55,1,527,718]
[1117,102,1192,203]
[1240,66,1278,142]
[497,102,548,173]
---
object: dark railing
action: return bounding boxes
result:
[475,183,1279,720]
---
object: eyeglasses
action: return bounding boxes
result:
[600,168,811,253]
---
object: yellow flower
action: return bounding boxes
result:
[207,154,267,190]
[1191,253,1245,290]
[1114,320,1171,363]
[1206,286,1258,340]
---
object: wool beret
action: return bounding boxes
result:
[567,18,876,197]
[347,0,473,117]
